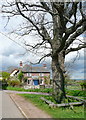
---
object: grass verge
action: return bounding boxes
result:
[7,86,52,93]
[19,94,84,118]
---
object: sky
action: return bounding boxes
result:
[0,1,85,80]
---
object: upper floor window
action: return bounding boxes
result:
[27,73,31,77]
[40,73,44,76]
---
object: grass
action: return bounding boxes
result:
[67,85,81,90]
[7,86,52,93]
[19,94,85,118]
[66,89,86,97]
[7,86,26,91]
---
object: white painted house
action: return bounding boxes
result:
[10,69,19,77]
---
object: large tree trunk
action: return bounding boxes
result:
[52,51,66,103]
[51,3,66,103]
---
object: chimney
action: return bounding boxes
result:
[43,64,47,68]
[20,61,23,67]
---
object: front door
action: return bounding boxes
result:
[33,80,39,85]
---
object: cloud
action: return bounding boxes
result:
[65,51,85,79]
[0,32,27,70]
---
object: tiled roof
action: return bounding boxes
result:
[22,64,50,73]
[6,66,19,73]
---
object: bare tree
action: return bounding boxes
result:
[1,0,86,103]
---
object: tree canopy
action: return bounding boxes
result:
[2,72,10,81]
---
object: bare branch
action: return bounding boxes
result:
[65,44,86,55]
[18,2,43,8]
[24,40,45,49]
[63,15,74,24]
[30,53,51,64]
[79,2,86,19]
[15,1,50,42]
[64,22,86,50]
[64,2,79,25]
[63,18,86,42]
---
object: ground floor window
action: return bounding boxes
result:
[39,79,42,84]
[28,80,30,84]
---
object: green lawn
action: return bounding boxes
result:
[19,94,85,118]
[7,86,52,93]
[67,85,81,90]
[66,89,86,97]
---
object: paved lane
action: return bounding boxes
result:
[2,91,24,118]
[0,91,2,119]
[4,90,50,95]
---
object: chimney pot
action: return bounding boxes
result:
[43,64,46,68]
[20,61,23,67]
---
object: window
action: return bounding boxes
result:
[40,73,44,76]
[29,73,32,76]
[40,79,42,84]
[28,80,30,84]
[27,73,29,76]
[27,73,31,77]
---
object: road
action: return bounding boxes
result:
[0,91,2,120]
[1,91,25,118]
[4,90,50,95]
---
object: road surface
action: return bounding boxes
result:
[0,91,2,120]
[1,91,25,118]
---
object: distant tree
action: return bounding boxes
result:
[2,72,10,81]
[18,71,24,83]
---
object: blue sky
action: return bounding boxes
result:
[0,2,85,80]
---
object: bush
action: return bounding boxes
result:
[2,80,8,89]
[23,77,28,83]
[8,80,20,87]
[18,71,24,83]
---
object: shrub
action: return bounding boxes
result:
[8,80,20,87]
[2,80,8,89]
[23,77,28,83]
[18,71,24,83]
